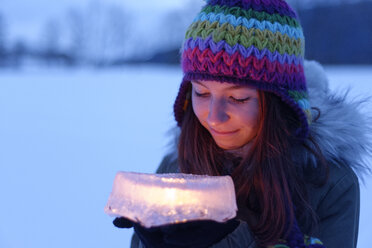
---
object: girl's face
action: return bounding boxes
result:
[191,80,260,151]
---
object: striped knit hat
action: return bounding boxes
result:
[174,0,311,139]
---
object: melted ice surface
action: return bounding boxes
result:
[104,172,237,227]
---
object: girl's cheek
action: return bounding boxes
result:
[192,98,208,119]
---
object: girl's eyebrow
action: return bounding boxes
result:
[192,80,247,90]
[226,85,246,90]
[191,80,208,88]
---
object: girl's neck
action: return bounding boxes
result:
[225,141,253,158]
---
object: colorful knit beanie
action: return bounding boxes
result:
[174,0,311,139]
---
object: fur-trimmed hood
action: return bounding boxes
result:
[168,61,372,179]
[304,60,371,178]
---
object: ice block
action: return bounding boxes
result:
[104,172,237,227]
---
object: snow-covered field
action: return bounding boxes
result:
[0,64,371,248]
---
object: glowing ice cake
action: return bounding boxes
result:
[104,172,237,227]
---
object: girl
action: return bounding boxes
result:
[115,0,371,247]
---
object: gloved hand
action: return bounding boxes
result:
[113,217,240,248]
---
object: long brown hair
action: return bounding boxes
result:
[178,91,328,246]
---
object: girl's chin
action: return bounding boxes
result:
[214,141,242,151]
[215,141,253,155]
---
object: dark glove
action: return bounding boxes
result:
[113,217,239,248]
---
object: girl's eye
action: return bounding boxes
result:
[194,91,209,97]
[230,96,250,103]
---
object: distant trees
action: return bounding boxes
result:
[39,18,72,66]
[287,0,372,10]
[66,7,85,64]
[0,12,7,66]
[0,0,132,68]
[299,1,372,64]
[160,0,202,50]
[145,0,203,63]
[35,0,132,66]
[11,40,27,67]
[81,1,130,65]
[0,0,371,68]
[42,19,61,55]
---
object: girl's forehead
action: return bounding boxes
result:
[191,80,256,91]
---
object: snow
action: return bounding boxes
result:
[0,64,371,247]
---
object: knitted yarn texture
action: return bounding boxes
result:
[174,0,311,138]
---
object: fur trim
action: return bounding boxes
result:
[305,60,372,178]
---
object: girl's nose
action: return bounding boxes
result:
[207,98,229,126]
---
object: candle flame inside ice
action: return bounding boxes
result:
[104,172,237,227]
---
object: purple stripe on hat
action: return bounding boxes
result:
[183,37,303,65]
[207,0,298,18]
[182,53,306,90]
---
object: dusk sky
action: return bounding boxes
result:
[0,0,189,42]
[1,0,369,42]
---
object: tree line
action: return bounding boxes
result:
[0,0,201,68]
[0,0,371,68]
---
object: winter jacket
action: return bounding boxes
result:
[130,61,370,248]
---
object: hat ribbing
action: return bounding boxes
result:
[174,0,311,139]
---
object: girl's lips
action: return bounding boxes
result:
[209,127,239,135]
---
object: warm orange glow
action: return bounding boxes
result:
[104,172,237,227]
